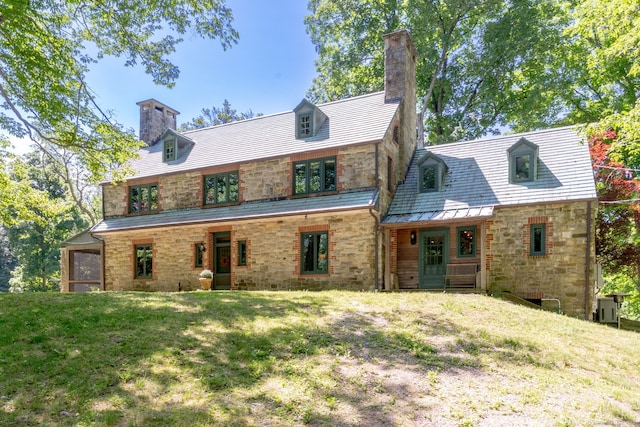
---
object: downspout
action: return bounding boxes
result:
[585,201,592,320]
[369,143,381,291]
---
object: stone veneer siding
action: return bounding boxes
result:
[102,144,380,218]
[102,210,377,292]
[485,201,596,318]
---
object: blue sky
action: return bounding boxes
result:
[90,0,317,133]
[10,0,317,152]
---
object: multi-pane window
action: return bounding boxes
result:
[293,157,336,195]
[195,243,204,268]
[420,166,437,192]
[238,240,247,266]
[135,244,153,279]
[530,224,546,256]
[301,231,328,274]
[163,139,176,162]
[129,183,158,213]
[457,226,476,257]
[204,171,239,205]
[299,114,311,137]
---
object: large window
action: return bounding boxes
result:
[457,226,476,257]
[135,244,153,279]
[530,224,546,256]
[301,231,328,274]
[204,171,239,205]
[293,157,336,195]
[129,183,158,213]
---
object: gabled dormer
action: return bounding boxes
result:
[160,129,194,163]
[417,152,447,193]
[508,138,539,183]
[294,99,328,139]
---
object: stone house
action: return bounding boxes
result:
[60,30,597,318]
[381,127,597,317]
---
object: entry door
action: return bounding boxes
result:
[419,229,449,289]
[212,232,231,290]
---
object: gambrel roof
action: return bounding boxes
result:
[126,92,399,180]
[383,126,596,225]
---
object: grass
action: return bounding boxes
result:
[0,291,638,426]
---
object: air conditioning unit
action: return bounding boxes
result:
[597,297,617,323]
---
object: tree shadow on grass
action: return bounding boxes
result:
[0,291,552,426]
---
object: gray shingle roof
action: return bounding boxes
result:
[127,92,399,180]
[383,126,596,225]
[91,189,378,233]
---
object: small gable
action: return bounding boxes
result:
[507,138,539,183]
[293,99,328,139]
[160,129,194,163]
[417,152,448,193]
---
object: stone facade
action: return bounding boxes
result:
[102,210,377,292]
[485,201,596,317]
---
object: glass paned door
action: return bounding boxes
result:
[212,232,231,290]
[419,229,449,289]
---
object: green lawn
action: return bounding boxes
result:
[0,291,638,426]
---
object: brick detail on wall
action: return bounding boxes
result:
[522,216,554,256]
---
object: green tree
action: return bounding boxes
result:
[5,152,87,292]
[0,0,238,182]
[179,99,261,131]
[305,0,569,143]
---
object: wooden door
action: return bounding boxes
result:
[212,232,231,290]
[419,229,449,289]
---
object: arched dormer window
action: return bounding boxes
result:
[293,99,328,139]
[417,152,447,193]
[508,138,539,183]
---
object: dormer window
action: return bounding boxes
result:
[294,99,328,139]
[508,138,539,183]
[417,152,447,193]
[299,114,311,137]
[163,137,176,162]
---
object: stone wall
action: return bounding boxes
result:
[102,210,377,291]
[102,144,381,218]
[486,201,596,318]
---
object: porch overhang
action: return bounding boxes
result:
[92,189,378,233]
[381,206,494,227]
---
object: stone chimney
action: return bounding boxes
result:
[383,30,417,104]
[383,30,418,154]
[136,99,180,145]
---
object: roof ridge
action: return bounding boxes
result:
[425,125,579,149]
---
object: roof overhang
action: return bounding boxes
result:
[381,206,494,227]
[92,189,378,233]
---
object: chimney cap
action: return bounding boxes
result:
[136,98,180,115]
[382,29,418,57]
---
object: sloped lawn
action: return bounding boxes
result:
[0,291,638,426]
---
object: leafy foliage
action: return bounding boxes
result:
[0,0,238,182]
[305,0,569,143]
[589,130,640,316]
[179,99,261,131]
[3,152,88,292]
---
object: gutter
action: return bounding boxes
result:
[585,200,592,320]
[369,143,381,291]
